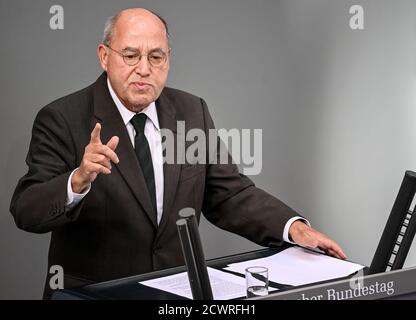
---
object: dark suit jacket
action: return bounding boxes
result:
[10,72,298,299]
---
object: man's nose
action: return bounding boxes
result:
[134,56,151,77]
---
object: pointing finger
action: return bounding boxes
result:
[90,123,102,144]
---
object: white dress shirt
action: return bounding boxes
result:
[65,78,306,239]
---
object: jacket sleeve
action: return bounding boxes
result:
[200,98,300,247]
[10,105,85,233]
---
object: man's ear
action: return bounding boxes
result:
[97,44,108,71]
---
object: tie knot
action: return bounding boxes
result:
[131,113,147,135]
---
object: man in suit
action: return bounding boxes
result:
[10,8,346,299]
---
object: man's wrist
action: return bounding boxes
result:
[66,168,91,209]
[283,217,311,243]
[71,169,89,193]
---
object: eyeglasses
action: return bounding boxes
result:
[104,44,168,68]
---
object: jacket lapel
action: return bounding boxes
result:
[92,73,157,228]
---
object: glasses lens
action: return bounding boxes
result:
[123,54,140,66]
[148,52,166,67]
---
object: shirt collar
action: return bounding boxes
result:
[107,78,160,131]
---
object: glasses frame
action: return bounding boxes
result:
[104,44,169,68]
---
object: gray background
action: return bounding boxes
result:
[1,0,415,299]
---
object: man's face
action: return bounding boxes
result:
[98,11,170,112]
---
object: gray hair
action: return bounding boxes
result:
[102,10,170,45]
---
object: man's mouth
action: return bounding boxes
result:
[131,82,152,90]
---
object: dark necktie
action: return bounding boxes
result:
[130,113,157,215]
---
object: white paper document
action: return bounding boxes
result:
[224,246,365,286]
[139,267,252,300]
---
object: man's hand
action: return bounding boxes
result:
[289,220,347,260]
[71,123,119,193]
